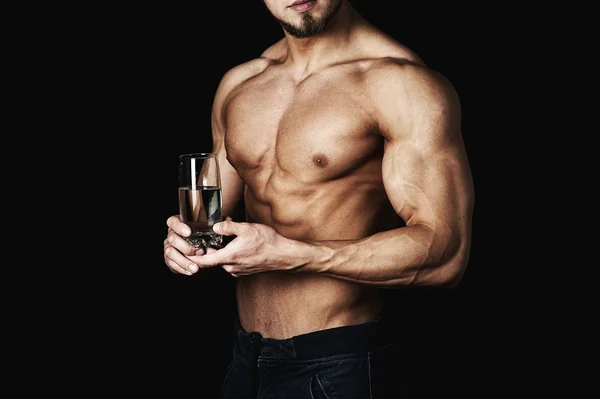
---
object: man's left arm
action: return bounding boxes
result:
[290,65,475,287]
[193,65,475,287]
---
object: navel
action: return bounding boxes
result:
[312,153,329,167]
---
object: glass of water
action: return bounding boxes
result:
[178,153,223,248]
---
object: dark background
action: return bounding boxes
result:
[84,1,507,397]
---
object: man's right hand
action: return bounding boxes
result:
[163,215,201,275]
[163,215,229,275]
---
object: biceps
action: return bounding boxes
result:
[220,153,244,201]
[381,140,473,230]
[212,137,244,216]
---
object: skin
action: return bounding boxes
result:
[163,0,474,340]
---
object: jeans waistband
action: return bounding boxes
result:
[233,315,393,360]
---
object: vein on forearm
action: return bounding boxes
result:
[301,223,460,287]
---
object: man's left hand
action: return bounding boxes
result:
[189,220,302,277]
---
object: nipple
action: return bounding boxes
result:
[312,153,329,167]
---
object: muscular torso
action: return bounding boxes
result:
[223,44,413,339]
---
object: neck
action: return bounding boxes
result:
[283,2,362,77]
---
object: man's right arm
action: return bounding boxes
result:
[164,59,268,275]
[210,69,245,219]
[204,56,274,218]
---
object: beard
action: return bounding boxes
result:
[273,0,343,38]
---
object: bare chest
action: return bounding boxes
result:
[223,74,382,182]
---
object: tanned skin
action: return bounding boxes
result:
[164,0,474,339]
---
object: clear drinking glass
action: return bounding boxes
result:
[178,153,223,248]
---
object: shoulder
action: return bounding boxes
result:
[363,59,461,127]
[366,58,459,108]
[352,26,458,108]
[215,38,286,100]
[216,58,270,97]
[361,59,461,142]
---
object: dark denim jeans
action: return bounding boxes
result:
[222,316,408,398]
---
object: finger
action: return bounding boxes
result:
[165,257,192,276]
[164,245,199,274]
[213,220,244,236]
[188,247,232,268]
[194,247,220,256]
[167,215,191,237]
[164,244,192,275]
[222,265,240,277]
[166,230,197,256]
[225,216,233,221]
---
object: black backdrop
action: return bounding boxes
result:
[92,2,502,397]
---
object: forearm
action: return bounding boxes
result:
[289,224,467,288]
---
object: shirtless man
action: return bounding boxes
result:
[163,0,474,397]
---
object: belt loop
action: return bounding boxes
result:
[289,338,298,358]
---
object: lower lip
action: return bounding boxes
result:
[290,1,316,12]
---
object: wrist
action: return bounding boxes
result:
[284,238,335,273]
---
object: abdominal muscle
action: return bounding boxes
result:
[235,172,398,339]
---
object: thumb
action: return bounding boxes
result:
[213,220,242,236]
